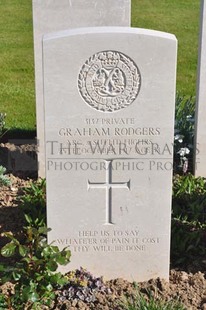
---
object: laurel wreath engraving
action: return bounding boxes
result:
[78,51,141,112]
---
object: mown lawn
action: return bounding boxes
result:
[132,0,200,96]
[0,0,200,131]
[0,0,35,131]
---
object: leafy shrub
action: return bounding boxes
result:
[0,179,71,309]
[171,174,206,266]
[173,174,206,218]
[0,217,71,309]
[19,178,46,228]
[172,95,205,263]
[0,293,7,309]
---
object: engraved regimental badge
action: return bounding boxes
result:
[78,51,141,112]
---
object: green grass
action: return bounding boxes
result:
[0,0,200,131]
[0,0,35,131]
[121,284,186,310]
[132,0,200,96]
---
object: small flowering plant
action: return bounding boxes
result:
[174,95,195,174]
[57,267,111,304]
[177,147,190,174]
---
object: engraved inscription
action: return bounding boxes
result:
[78,51,141,112]
[55,230,161,253]
[88,160,131,225]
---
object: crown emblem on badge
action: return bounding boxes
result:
[98,51,120,70]
[78,50,141,112]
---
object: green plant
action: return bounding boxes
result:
[174,95,195,173]
[0,216,71,309]
[173,174,206,222]
[121,285,185,310]
[20,178,46,228]
[0,166,11,187]
[171,218,205,265]
[171,174,206,266]
[175,95,195,141]
[0,292,7,309]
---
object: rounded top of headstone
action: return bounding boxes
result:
[78,50,141,112]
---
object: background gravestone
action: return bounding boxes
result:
[32,0,131,177]
[194,0,206,177]
[43,27,177,281]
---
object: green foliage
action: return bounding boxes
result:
[175,95,195,141]
[173,174,206,223]
[0,166,11,187]
[0,293,8,309]
[0,179,71,309]
[174,95,195,173]
[173,173,206,198]
[121,285,185,310]
[0,220,71,309]
[171,174,206,266]
[20,178,46,228]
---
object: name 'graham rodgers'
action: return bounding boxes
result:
[58,127,160,137]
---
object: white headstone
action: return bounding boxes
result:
[32,0,131,177]
[43,27,177,281]
[194,0,206,176]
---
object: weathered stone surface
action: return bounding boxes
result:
[43,27,177,281]
[32,0,131,177]
[194,0,206,177]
